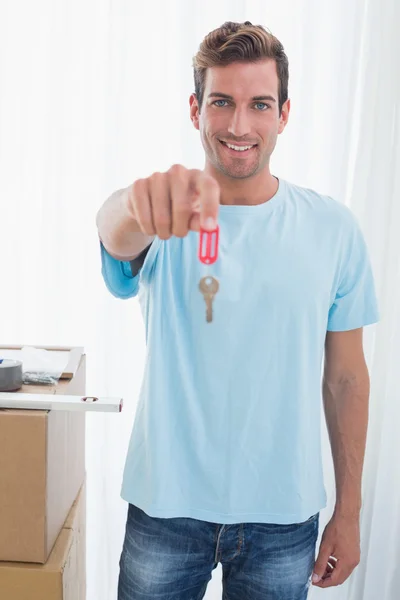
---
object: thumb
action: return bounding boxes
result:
[312,542,332,583]
[197,173,220,230]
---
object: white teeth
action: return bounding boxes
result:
[225,142,254,152]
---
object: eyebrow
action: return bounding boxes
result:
[208,92,277,103]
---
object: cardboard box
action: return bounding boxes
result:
[0,349,86,563]
[0,482,86,600]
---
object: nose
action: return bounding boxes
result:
[227,107,252,138]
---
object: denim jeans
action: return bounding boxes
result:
[118,504,319,600]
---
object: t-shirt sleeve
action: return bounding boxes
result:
[99,238,160,299]
[327,220,380,331]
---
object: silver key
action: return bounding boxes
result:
[199,276,219,323]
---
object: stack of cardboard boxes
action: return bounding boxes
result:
[0,347,87,600]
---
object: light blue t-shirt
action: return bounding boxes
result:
[100,177,380,525]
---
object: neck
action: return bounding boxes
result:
[204,164,278,206]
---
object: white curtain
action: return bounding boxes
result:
[1,1,398,599]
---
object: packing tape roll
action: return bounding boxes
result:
[0,359,23,392]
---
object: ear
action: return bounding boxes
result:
[189,93,200,131]
[278,98,290,134]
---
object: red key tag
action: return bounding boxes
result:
[198,225,219,265]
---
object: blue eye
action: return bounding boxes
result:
[212,100,271,110]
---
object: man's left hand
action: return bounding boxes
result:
[312,513,361,588]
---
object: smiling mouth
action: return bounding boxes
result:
[219,140,257,154]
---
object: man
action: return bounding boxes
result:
[97,20,379,600]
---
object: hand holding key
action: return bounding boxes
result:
[127,165,220,239]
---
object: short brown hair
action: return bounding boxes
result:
[192,21,289,116]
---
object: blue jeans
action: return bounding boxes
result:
[118,504,319,600]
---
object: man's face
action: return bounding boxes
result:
[190,59,290,180]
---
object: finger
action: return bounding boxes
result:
[130,179,155,235]
[191,171,220,230]
[149,172,172,240]
[168,165,192,237]
[188,210,200,232]
[313,543,334,583]
[314,560,350,588]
